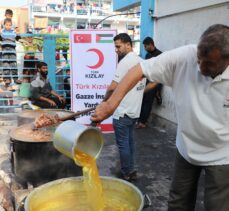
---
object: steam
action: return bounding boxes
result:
[13,142,82,186]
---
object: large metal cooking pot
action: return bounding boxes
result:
[9,124,81,186]
[17,109,74,126]
[24,176,150,211]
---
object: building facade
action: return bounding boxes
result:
[113,0,229,123]
[29,0,140,39]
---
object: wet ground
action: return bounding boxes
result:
[98,115,204,211]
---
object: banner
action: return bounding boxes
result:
[70,29,117,132]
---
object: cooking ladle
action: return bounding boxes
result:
[32,107,96,130]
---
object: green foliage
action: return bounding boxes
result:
[56,32,69,51]
[33,37,43,46]
[22,32,70,51]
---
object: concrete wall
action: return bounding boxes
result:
[151,1,229,123]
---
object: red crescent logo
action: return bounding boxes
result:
[87,48,104,69]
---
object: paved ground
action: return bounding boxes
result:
[98,115,204,211]
[0,111,205,210]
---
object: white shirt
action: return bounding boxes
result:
[141,44,229,166]
[113,52,146,119]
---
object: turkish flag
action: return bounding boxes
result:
[74,34,91,43]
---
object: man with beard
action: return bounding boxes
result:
[92,24,229,210]
[103,33,146,181]
[30,61,65,108]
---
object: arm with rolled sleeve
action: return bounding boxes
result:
[141,45,196,88]
[91,45,196,122]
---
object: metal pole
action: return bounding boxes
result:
[140,0,154,58]
[43,35,56,89]
[93,12,140,29]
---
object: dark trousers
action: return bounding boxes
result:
[138,83,163,124]
[65,93,71,109]
[33,96,65,109]
[168,151,229,211]
[138,90,156,124]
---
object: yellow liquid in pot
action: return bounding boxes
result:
[33,194,134,211]
[28,150,138,211]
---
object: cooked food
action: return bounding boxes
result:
[13,124,52,142]
[34,113,60,129]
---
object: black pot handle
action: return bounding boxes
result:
[143,194,152,209]
[90,121,98,127]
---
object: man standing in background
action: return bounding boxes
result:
[136,37,163,128]
[103,33,146,181]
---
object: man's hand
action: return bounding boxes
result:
[48,99,56,107]
[58,96,65,103]
[91,101,114,122]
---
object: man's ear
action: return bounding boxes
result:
[127,43,132,51]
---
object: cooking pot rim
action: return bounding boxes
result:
[18,109,74,118]
[24,176,144,210]
[9,123,53,143]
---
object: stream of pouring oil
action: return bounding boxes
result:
[74,149,135,211]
